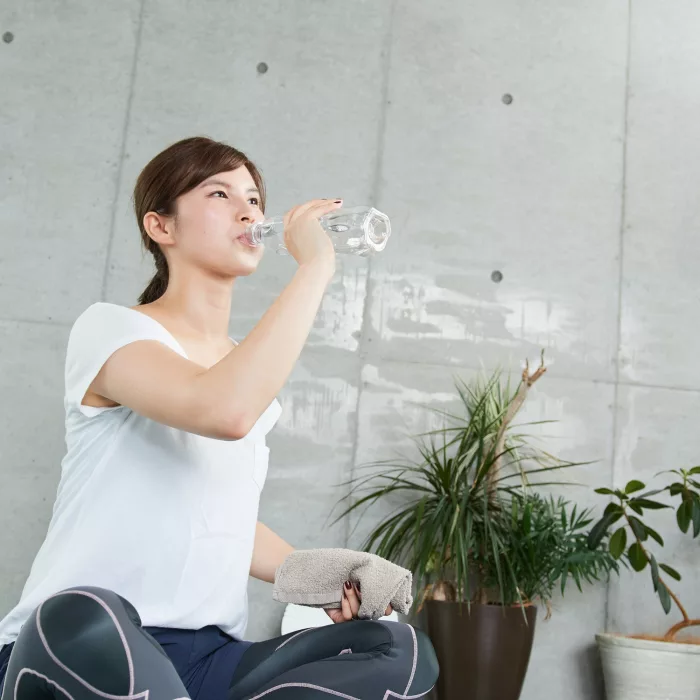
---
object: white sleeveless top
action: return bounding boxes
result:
[0,302,281,645]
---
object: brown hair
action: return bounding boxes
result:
[133,136,266,305]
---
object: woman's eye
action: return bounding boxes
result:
[211,190,228,199]
[249,197,260,206]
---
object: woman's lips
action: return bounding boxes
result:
[236,234,258,248]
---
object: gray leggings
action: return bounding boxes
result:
[0,587,438,699]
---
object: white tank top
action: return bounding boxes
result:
[0,302,281,645]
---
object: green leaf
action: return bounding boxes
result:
[604,503,624,519]
[413,496,427,545]
[688,466,700,475]
[677,500,692,534]
[659,563,681,581]
[639,487,665,498]
[650,555,660,592]
[693,500,700,538]
[609,527,627,559]
[625,480,646,494]
[610,512,623,526]
[658,582,672,614]
[523,502,532,535]
[628,542,647,572]
[595,488,615,496]
[669,483,684,497]
[654,469,680,479]
[645,526,664,547]
[588,513,616,549]
[628,516,648,542]
[628,502,643,515]
[629,498,671,511]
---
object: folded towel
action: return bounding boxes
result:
[272,548,413,620]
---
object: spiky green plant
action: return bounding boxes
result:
[332,359,616,611]
[478,492,618,607]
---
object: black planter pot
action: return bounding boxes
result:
[424,600,537,700]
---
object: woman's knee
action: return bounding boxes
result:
[37,587,129,636]
[27,587,137,676]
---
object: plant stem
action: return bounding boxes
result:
[664,618,700,641]
[623,509,692,638]
[664,585,690,623]
[487,353,547,497]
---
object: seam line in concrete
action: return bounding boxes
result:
[2,325,700,396]
[101,0,147,302]
[0,317,73,329]
[345,0,398,548]
[606,0,633,634]
[365,352,700,396]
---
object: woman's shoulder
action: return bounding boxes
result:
[67,302,178,353]
[74,301,132,322]
[71,302,157,332]
[69,302,118,337]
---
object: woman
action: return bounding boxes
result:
[0,137,438,699]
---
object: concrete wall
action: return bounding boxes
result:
[1,1,699,697]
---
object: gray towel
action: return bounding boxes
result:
[272,548,413,620]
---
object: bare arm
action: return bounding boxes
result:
[249,521,295,583]
[88,200,340,440]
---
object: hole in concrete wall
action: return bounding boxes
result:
[491,270,503,283]
[257,62,269,74]
[3,32,14,44]
[502,93,513,105]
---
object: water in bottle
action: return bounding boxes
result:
[243,206,391,256]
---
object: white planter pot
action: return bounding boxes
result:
[597,632,700,700]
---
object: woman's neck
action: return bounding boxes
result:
[142,275,236,343]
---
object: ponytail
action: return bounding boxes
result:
[137,242,169,305]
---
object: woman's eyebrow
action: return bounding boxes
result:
[200,178,231,189]
[200,179,259,195]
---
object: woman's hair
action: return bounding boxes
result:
[133,136,266,305]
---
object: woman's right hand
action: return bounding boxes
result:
[282,199,343,270]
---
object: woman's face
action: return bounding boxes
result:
[170,166,265,277]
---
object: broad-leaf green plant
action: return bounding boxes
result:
[588,467,700,640]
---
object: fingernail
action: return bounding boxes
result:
[356,582,361,592]
[345,580,352,590]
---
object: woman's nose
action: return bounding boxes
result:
[236,203,258,224]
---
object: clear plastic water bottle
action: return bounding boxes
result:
[243,206,391,257]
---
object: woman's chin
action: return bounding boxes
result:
[229,253,263,277]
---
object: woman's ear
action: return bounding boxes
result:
[143,211,176,247]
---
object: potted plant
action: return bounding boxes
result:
[334,358,616,700]
[588,469,700,699]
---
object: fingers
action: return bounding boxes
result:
[335,583,393,622]
[310,199,343,219]
[283,201,317,229]
[282,204,301,230]
[285,198,343,227]
[341,587,353,621]
[326,608,344,624]
[343,580,361,620]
